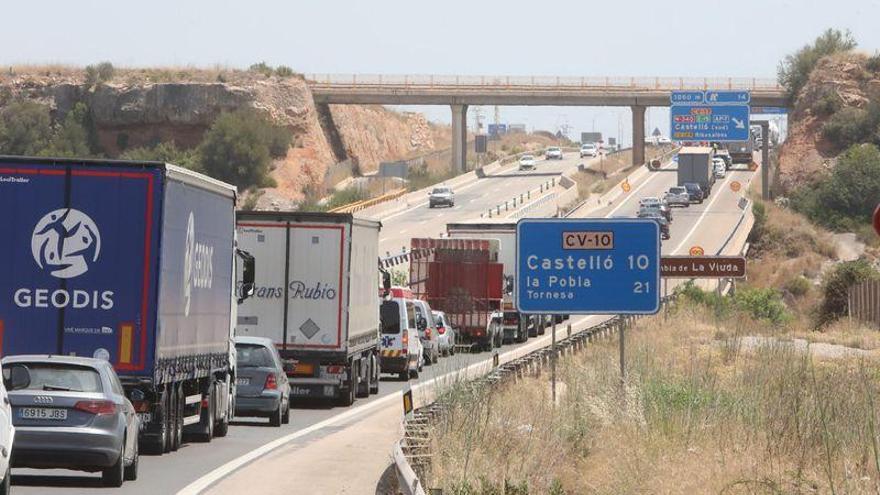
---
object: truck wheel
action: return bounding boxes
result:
[356,360,369,398]
[369,355,380,394]
[195,386,214,442]
[161,389,173,453]
[215,415,229,438]
[171,386,183,452]
[337,362,357,407]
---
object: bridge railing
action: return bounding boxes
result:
[305,74,782,91]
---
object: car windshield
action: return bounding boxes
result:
[11,363,103,393]
[548,147,560,151]
[432,188,449,194]
[380,301,401,334]
[520,155,534,161]
[236,344,276,368]
[670,187,686,194]
[641,198,660,205]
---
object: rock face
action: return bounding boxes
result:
[0,68,449,203]
[778,52,879,191]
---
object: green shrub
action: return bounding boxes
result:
[822,107,870,149]
[812,88,843,116]
[867,52,880,73]
[121,141,200,171]
[791,143,880,230]
[275,65,295,77]
[0,100,53,155]
[733,287,790,325]
[85,61,115,87]
[325,186,367,210]
[778,28,856,100]
[747,200,767,244]
[817,260,880,326]
[198,109,283,189]
[248,61,274,77]
[266,125,291,158]
[784,276,812,297]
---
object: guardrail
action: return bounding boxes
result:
[306,74,782,91]
[327,188,407,213]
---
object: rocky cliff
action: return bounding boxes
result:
[0,67,450,204]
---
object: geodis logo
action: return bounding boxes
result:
[14,208,114,310]
[183,212,214,317]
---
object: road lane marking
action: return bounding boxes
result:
[671,171,746,255]
[607,160,675,216]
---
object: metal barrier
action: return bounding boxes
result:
[849,280,880,329]
[327,188,407,213]
[306,74,782,91]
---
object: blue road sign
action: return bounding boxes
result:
[704,90,750,104]
[670,91,704,105]
[671,104,750,142]
[515,218,660,315]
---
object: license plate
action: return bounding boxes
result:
[19,407,67,420]
[236,378,250,386]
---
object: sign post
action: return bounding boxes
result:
[516,218,661,387]
[671,90,751,143]
[551,316,557,404]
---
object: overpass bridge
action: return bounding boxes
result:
[306,74,788,172]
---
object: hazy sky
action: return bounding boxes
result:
[4,0,879,144]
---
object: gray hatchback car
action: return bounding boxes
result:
[2,355,139,487]
[234,336,290,426]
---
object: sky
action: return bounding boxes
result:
[3,0,880,145]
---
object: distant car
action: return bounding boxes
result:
[413,299,440,364]
[0,360,19,494]
[715,150,732,170]
[3,355,139,487]
[658,136,672,145]
[432,311,456,357]
[379,291,425,380]
[234,336,290,426]
[664,186,690,207]
[638,197,672,222]
[580,143,598,158]
[638,211,671,239]
[428,186,454,208]
[713,159,727,178]
[518,155,536,171]
[545,147,563,160]
[683,182,705,203]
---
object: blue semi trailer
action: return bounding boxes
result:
[0,156,255,454]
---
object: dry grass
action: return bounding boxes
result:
[793,318,880,350]
[427,303,880,494]
[0,64,302,86]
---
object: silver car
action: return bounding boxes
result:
[3,355,139,487]
[432,310,456,357]
[428,186,454,208]
[664,186,691,207]
[234,336,290,426]
[545,147,563,160]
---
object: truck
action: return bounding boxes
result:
[0,156,256,454]
[726,137,754,164]
[676,146,716,193]
[409,238,503,351]
[446,221,545,342]
[235,212,382,406]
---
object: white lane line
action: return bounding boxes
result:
[606,161,674,217]
[180,313,601,494]
[399,229,408,234]
[671,172,740,254]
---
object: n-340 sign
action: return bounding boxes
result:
[515,218,660,315]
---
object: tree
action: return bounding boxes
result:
[121,141,200,171]
[0,101,53,155]
[41,102,93,157]
[198,109,286,189]
[817,260,880,326]
[778,28,856,100]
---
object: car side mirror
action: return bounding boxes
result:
[417,317,427,331]
[3,364,30,391]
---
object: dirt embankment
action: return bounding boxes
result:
[0,67,450,206]
[778,52,880,191]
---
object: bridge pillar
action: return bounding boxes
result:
[631,105,646,167]
[451,104,468,173]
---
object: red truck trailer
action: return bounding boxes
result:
[409,238,503,351]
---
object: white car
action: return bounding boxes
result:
[545,147,563,160]
[432,311,456,357]
[664,186,691,207]
[580,143,598,158]
[428,186,454,208]
[713,158,726,178]
[518,155,536,171]
[0,361,20,494]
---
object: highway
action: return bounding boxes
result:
[11,152,755,495]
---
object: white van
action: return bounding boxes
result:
[379,287,425,380]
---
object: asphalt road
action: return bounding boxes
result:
[12,153,756,494]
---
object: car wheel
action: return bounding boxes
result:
[269,402,283,427]
[103,448,126,487]
[281,400,291,424]
[0,465,10,495]
[124,438,139,481]
[400,371,410,381]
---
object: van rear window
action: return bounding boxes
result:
[380,301,401,334]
